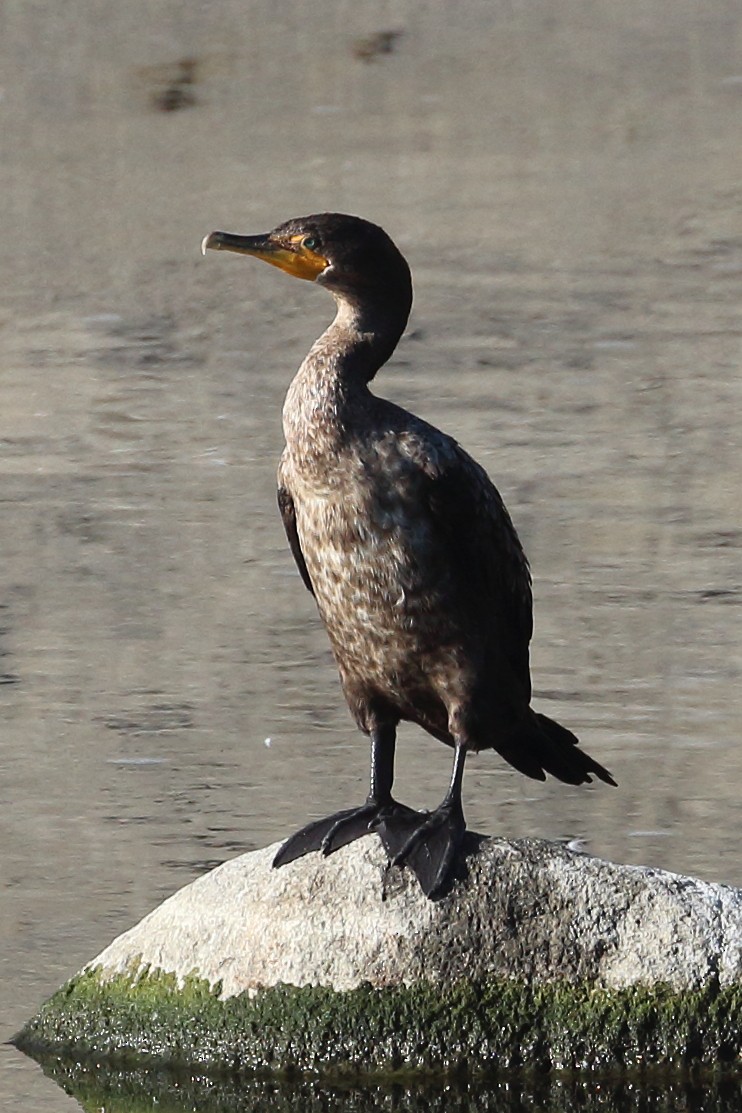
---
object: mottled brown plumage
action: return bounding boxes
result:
[202,212,616,898]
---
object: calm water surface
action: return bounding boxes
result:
[2,2,741,1109]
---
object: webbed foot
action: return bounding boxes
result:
[272,799,420,868]
[377,799,466,898]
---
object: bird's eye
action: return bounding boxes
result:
[302,235,319,251]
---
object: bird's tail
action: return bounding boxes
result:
[499,710,617,787]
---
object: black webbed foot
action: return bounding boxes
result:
[272,799,420,868]
[377,799,466,898]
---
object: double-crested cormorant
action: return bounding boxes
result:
[202,213,616,898]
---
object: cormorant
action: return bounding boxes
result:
[202,213,616,899]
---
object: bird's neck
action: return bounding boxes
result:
[282,290,411,457]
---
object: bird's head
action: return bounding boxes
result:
[202,212,411,308]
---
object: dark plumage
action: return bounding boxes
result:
[202,212,616,898]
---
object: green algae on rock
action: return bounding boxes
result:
[15,964,742,1077]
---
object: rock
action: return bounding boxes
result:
[15,837,742,1077]
[68,837,742,992]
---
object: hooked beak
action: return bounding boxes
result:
[201,230,328,282]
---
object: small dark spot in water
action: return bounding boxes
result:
[135,58,200,113]
[154,84,197,113]
[352,30,403,63]
[696,587,740,604]
[698,530,742,548]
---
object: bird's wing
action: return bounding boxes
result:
[277,485,315,596]
[418,437,534,697]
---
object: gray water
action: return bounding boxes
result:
[2,3,741,1109]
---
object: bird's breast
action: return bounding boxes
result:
[297,487,426,620]
[291,466,458,672]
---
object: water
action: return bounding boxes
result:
[22,1060,742,1113]
[2,2,741,1108]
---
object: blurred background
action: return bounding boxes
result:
[1,1,741,1108]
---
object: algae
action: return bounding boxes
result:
[14,964,742,1081]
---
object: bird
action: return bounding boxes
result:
[201,212,616,899]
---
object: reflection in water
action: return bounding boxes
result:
[35,1057,742,1113]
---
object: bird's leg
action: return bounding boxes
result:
[377,742,467,898]
[367,720,396,806]
[272,723,419,868]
